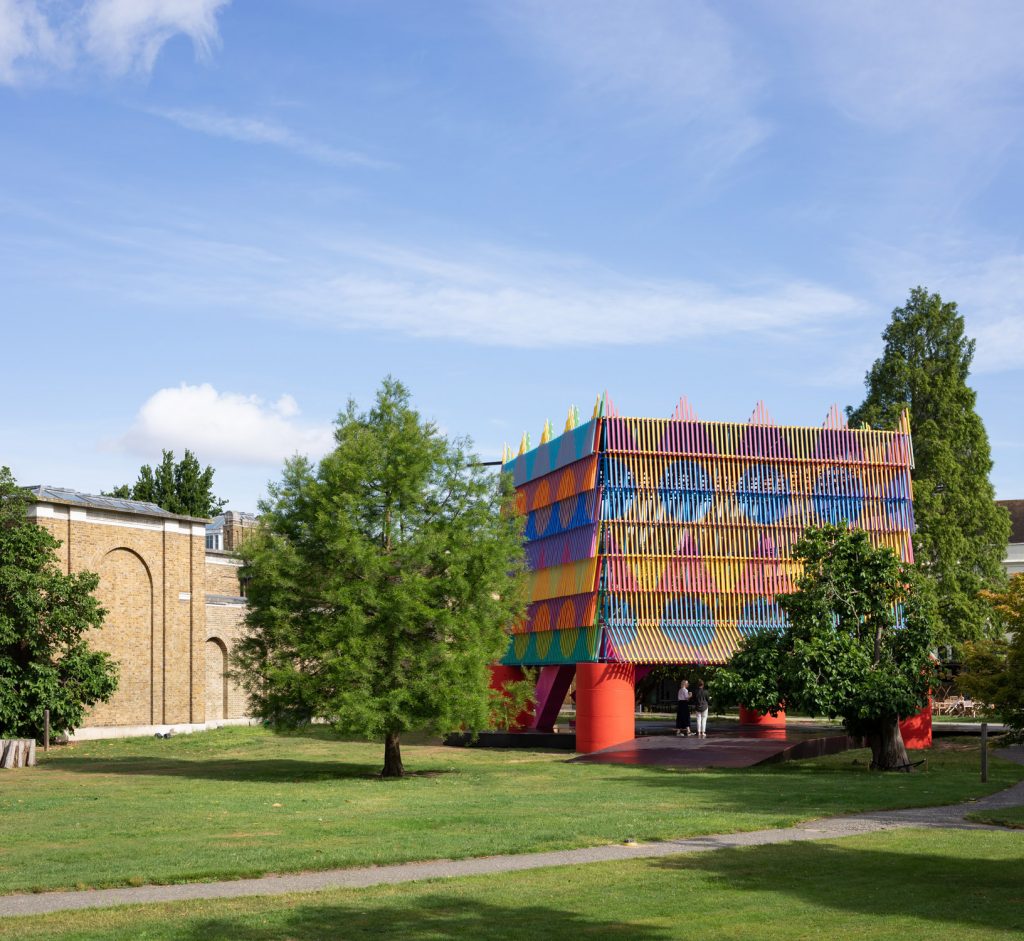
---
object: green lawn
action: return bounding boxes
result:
[966,805,1024,828]
[0,727,1020,895]
[2,828,1022,940]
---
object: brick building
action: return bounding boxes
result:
[27,487,255,739]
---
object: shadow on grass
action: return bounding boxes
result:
[176,898,670,941]
[654,839,1024,932]
[45,757,457,783]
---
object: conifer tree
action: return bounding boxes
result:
[848,287,1010,646]
[109,450,225,518]
[234,379,526,777]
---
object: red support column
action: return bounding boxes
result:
[739,705,787,727]
[575,662,635,754]
[899,698,932,749]
[489,664,534,731]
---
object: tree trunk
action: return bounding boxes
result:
[866,717,911,771]
[381,731,404,778]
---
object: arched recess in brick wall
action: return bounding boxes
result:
[205,637,229,722]
[91,548,154,726]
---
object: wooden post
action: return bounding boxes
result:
[980,721,988,783]
[44,709,50,753]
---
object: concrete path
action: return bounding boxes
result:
[2,749,1022,920]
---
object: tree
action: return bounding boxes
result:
[847,287,1010,646]
[234,378,527,777]
[0,467,118,739]
[717,524,937,771]
[109,450,226,518]
[959,574,1024,736]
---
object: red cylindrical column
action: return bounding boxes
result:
[739,705,787,727]
[575,662,635,753]
[489,664,534,731]
[899,699,932,749]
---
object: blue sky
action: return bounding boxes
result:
[1,0,1022,510]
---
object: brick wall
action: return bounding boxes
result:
[31,503,206,728]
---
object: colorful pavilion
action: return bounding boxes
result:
[496,396,918,752]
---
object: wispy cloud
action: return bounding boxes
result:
[151,108,391,169]
[783,1,1024,131]
[118,383,334,464]
[495,0,767,171]
[271,242,862,347]
[0,0,64,83]
[852,238,1024,375]
[0,0,230,84]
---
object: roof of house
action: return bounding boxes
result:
[26,486,208,523]
[997,499,1024,544]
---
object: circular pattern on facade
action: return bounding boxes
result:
[812,466,865,524]
[737,598,786,637]
[659,460,714,522]
[659,596,716,646]
[558,627,580,658]
[736,464,791,525]
[601,457,636,520]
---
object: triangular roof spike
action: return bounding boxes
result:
[564,404,579,432]
[592,395,602,419]
[748,401,775,426]
[671,395,698,422]
[539,419,552,445]
[822,403,848,430]
[604,392,618,418]
[899,408,912,435]
[501,443,511,465]
[518,432,530,456]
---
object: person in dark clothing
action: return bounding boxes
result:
[693,680,711,737]
[675,679,692,736]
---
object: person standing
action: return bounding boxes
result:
[675,679,692,736]
[693,680,710,738]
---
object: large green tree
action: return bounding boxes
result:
[234,379,526,777]
[0,467,118,739]
[109,449,226,518]
[848,287,1010,646]
[717,525,937,771]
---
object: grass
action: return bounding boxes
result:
[966,806,1024,828]
[0,727,1020,896]
[1,828,1022,940]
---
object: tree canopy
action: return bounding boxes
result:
[109,450,226,519]
[847,287,1010,646]
[234,378,527,777]
[717,524,937,771]
[959,575,1024,736]
[0,467,118,739]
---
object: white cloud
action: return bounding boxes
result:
[85,0,228,73]
[0,0,229,84]
[496,0,767,170]
[119,383,335,464]
[151,108,390,169]
[0,0,63,83]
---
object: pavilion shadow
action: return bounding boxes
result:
[46,756,457,783]
[176,897,672,941]
[652,838,1024,933]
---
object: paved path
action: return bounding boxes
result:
[3,749,1022,920]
